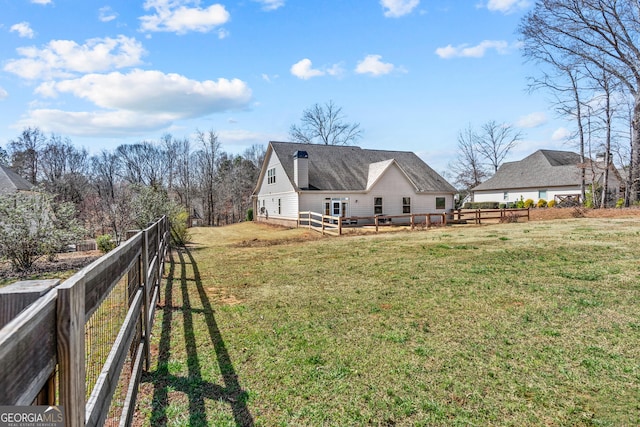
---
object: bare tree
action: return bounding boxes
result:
[528,60,589,202]
[475,121,523,173]
[40,135,89,205]
[243,143,266,169]
[449,124,489,195]
[9,126,45,184]
[0,145,8,165]
[289,100,363,145]
[194,129,221,225]
[116,142,166,188]
[520,0,640,202]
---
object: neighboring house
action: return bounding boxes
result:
[471,149,623,205]
[0,164,33,196]
[253,141,457,226]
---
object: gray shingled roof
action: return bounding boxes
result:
[0,164,33,195]
[472,150,585,191]
[269,141,456,193]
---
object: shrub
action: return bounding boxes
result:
[170,210,190,246]
[463,202,500,209]
[516,196,525,208]
[524,199,535,208]
[616,198,624,208]
[547,199,556,208]
[537,199,547,208]
[96,234,116,253]
[0,190,85,271]
[246,208,254,222]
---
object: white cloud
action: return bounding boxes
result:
[36,69,252,115]
[22,69,252,136]
[290,58,325,79]
[99,7,118,22]
[0,87,8,100]
[551,127,572,141]
[30,0,52,4]
[217,28,230,39]
[326,63,345,77]
[486,0,530,14]
[17,109,176,137]
[516,112,547,128]
[435,40,509,58]
[381,0,419,17]
[10,22,35,39]
[140,0,230,34]
[254,0,285,11]
[4,35,146,80]
[355,54,396,76]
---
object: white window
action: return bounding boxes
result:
[436,197,446,210]
[278,198,281,214]
[374,197,383,215]
[539,190,547,200]
[402,197,411,214]
[267,168,276,184]
[503,192,508,201]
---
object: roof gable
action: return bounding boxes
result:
[0,164,33,195]
[264,141,456,193]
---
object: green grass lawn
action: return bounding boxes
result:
[135,219,640,426]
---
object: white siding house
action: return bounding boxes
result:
[472,150,623,206]
[253,142,457,226]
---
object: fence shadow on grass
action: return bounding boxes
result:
[143,246,254,426]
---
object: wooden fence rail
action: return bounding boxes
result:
[298,211,448,236]
[452,208,530,224]
[0,216,170,427]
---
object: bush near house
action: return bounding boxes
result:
[462,202,500,209]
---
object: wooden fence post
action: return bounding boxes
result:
[141,229,151,371]
[338,217,343,235]
[0,280,59,329]
[56,280,86,427]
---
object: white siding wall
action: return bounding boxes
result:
[255,152,298,219]
[298,163,454,222]
[474,186,582,204]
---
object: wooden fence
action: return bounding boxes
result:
[452,208,530,224]
[298,211,447,236]
[0,216,170,427]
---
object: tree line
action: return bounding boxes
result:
[0,127,264,245]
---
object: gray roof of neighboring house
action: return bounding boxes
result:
[268,141,457,193]
[0,164,33,195]
[472,150,588,192]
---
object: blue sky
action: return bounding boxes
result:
[0,0,572,174]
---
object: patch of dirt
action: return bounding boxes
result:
[232,231,322,248]
[529,207,640,221]
[0,250,103,284]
